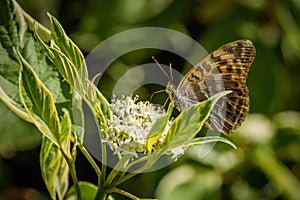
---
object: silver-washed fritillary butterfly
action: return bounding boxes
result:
[166,39,256,135]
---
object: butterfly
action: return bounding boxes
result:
[166,39,256,135]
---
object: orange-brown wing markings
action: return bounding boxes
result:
[175,39,256,134]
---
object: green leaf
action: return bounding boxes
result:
[34,13,88,97]
[0,0,69,106]
[71,92,85,144]
[146,104,173,152]
[40,136,69,200]
[0,0,27,108]
[0,0,20,57]
[65,182,97,200]
[164,91,231,150]
[187,136,237,149]
[0,102,41,153]
[17,50,60,145]
[60,108,72,154]
[0,86,31,122]
[34,36,85,95]
[88,81,112,128]
[0,0,73,149]
[34,14,113,143]
[48,13,87,80]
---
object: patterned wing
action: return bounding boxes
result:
[177,39,256,134]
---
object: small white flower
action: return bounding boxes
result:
[105,95,167,156]
[171,146,186,161]
[103,95,186,160]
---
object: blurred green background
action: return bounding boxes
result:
[1,0,300,199]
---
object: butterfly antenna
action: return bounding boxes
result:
[152,56,170,81]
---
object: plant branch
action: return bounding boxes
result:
[61,149,82,200]
[107,188,140,200]
[78,144,102,185]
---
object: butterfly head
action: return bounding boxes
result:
[166,82,182,111]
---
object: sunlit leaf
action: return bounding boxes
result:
[35,14,112,136]
[163,91,231,150]
[48,13,87,81]
[187,136,236,149]
[34,36,85,96]
[40,137,69,200]
[146,104,173,152]
[87,81,112,128]
[71,92,85,144]
[36,31,111,136]
[0,0,72,150]
[60,108,72,154]
[0,0,68,105]
[17,50,60,145]
[0,86,31,122]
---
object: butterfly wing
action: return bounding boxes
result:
[177,39,256,134]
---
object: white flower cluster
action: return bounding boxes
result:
[104,95,184,159]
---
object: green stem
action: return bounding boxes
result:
[115,172,138,187]
[115,150,165,185]
[107,188,140,200]
[78,144,102,186]
[93,141,107,200]
[111,171,126,187]
[101,141,107,185]
[61,149,82,200]
[105,155,131,186]
[94,187,108,200]
[94,155,131,199]
[69,161,82,200]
